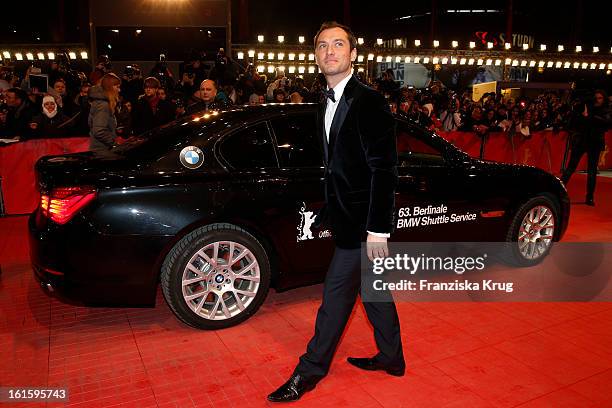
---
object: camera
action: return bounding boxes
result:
[97,54,112,70]
[183,64,195,79]
[123,64,140,79]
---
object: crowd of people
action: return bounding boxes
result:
[374,69,611,140]
[1,52,610,150]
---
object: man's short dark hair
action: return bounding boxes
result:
[313,21,357,51]
[7,87,27,103]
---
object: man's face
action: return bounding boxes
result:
[144,86,157,97]
[5,92,20,107]
[54,81,66,96]
[594,93,605,107]
[315,27,356,77]
[157,89,166,100]
[199,81,217,102]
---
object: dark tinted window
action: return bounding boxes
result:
[270,114,322,168]
[396,125,445,166]
[220,122,278,169]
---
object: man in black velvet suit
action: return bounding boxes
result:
[268,21,405,403]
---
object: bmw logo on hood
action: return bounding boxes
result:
[179,146,204,169]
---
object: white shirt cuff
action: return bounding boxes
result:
[367,231,390,238]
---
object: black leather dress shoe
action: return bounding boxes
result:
[347,357,405,376]
[267,373,320,402]
[585,198,595,206]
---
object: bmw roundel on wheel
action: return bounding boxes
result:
[29,104,570,329]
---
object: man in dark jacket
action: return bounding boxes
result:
[562,90,611,206]
[131,77,178,135]
[268,21,404,403]
[0,88,35,138]
[183,79,231,115]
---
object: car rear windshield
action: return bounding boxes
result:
[112,111,233,160]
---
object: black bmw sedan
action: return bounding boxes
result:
[29,103,570,329]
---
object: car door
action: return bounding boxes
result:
[265,110,334,286]
[393,121,496,242]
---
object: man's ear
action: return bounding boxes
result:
[350,48,357,63]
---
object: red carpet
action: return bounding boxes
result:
[0,174,611,408]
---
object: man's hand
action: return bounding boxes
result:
[367,234,388,262]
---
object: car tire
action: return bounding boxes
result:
[161,223,271,329]
[504,195,559,267]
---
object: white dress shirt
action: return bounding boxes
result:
[324,73,390,239]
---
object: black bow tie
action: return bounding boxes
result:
[322,88,336,103]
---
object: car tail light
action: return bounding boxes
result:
[40,186,96,224]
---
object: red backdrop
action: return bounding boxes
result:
[1,132,611,215]
[0,138,90,215]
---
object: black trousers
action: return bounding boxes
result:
[294,246,405,379]
[561,140,602,200]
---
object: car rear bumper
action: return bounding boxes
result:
[29,211,169,307]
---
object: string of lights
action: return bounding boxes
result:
[233,35,612,75]
[0,47,89,62]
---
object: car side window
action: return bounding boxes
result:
[396,124,445,167]
[220,122,278,169]
[270,114,323,168]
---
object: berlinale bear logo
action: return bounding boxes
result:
[297,202,317,242]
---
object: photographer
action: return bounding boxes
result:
[266,70,290,101]
[150,54,175,94]
[182,52,208,86]
[121,64,144,104]
[562,90,611,206]
[90,55,112,86]
[439,96,462,131]
[208,48,240,87]
[174,67,198,106]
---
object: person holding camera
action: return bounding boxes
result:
[150,54,175,93]
[439,96,462,131]
[90,55,112,86]
[266,70,290,101]
[562,90,611,206]
[121,64,144,105]
[209,48,240,87]
[174,68,198,107]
